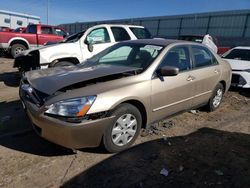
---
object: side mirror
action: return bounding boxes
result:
[157,66,179,77]
[85,40,94,52]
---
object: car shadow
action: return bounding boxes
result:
[62,128,250,188]
[229,87,250,98]
[0,100,73,156]
[0,71,21,87]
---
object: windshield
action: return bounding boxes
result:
[130,27,152,39]
[63,31,85,43]
[80,42,163,72]
[222,49,250,61]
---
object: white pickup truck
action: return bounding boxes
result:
[14,24,152,72]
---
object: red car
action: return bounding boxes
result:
[0,24,68,57]
[178,35,230,55]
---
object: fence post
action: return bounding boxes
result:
[242,14,249,38]
[178,18,183,37]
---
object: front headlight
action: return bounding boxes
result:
[45,96,96,118]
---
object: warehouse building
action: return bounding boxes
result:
[60,9,250,47]
[0,10,40,29]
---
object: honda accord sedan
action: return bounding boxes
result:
[20,39,232,152]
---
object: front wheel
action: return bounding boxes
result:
[205,83,224,112]
[103,103,142,153]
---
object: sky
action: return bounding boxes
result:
[1,0,250,25]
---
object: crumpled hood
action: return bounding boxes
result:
[224,58,250,71]
[25,64,140,95]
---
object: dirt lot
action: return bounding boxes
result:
[0,57,250,188]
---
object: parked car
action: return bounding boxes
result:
[14,24,152,72]
[20,39,231,152]
[13,27,26,33]
[178,35,230,55]
[0,24,68,57]
[222,46,250,88]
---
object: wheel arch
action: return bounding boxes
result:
[119,99,148,129]
[219,80,226,92]
[9,38,29,49]
[49,57,80,67]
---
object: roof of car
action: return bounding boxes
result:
[122,38,186,46]
[94,24,144,28]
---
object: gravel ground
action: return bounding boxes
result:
[0,57,250,188]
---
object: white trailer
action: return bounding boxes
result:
[0,10,40,30]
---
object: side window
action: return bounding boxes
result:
[111,27,131,42]
[4,18,10,24]
[17,20,23,26]
[159,46,191,72]
[26,25,37,34]
[99,46,132,63]
[41,26,53,34]
[129,27,152,39]
[192,46,218,68]
[86,27,110,44]
[54,28,66,36]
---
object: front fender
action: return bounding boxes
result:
[39,43,82,64]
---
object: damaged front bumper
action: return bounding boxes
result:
[13,50,40,72]
[25,100,115,149]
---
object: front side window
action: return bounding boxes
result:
[41,26,53,34]
[111,27,131,42]
[83,43,163,72]
[86,27,110,44]
[130,27,152,39]
[192,46,217,68]
[158,46,191,72]
[222,49,250,61]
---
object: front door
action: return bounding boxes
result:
[151,45,195,121]
[81,27,114,60]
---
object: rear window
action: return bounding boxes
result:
[41,26,53,34]
[222,49,250,61]
[130,27,152,39]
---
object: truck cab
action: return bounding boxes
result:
[14,24,152,72]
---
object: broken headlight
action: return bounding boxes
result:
[45,96,96,119]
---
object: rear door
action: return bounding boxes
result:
[189,45,221,107]
[37,26,62,45]
[151,45,195,121]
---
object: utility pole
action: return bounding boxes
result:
[47,0,49,24]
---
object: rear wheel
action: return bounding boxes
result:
[54,61,75,67]
[103,103,142,153]
[206,83,224,112]
[11,44,27,58]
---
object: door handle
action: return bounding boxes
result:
[214,69,220,74]
[187,76,195,81]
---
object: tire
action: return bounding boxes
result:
[54,61,75,67]
[205,83,224,112]
[103,103,142,153]
[11,44,27,58]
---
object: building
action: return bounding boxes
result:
[0,10,40,29]
[60,9,250,47]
